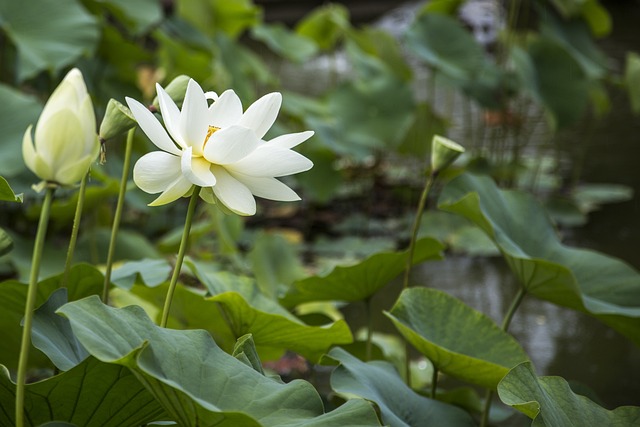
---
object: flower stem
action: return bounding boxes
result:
[102,128,135,303]
[402,171,437,384]
[62,172,88,287]
[403,172,436,290]
[480,286,527,427]
[160,186,201,328]
[365,297,373,361]
[16,186,55,427]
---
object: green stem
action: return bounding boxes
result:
[102,128,135,304]
[480,286,527,427]
[160,187,201,328]
[403,172,436,289]
[16,186,55,427]
[365,297,373,362]
[403,172,436,384]
[62,173,89,287]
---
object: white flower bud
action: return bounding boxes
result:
[22,68,99,187]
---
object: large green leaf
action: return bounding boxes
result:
[58,296,381,426]
[511,38,589,130]
[438,174,640,345]
[0,85,42,178]
[0,264,103,370]
[0,0,99,81]
[0,357,165,426]
[497,362,640,426]
[385,288,529,389]
[329,347,475,427]
[281,237,443,307]
[31,288,89,371]
[126,280,353,363]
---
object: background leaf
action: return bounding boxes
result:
[281,237,443,307]
[0,85,42,179]
[0,0,100,81]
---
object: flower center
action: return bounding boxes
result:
[203,125,220,149]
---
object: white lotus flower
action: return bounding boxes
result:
[22,68,99,186]
[126,79,314,216]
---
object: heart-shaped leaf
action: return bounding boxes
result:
[281,237,443,307]
[329,347,475,426]
[438,174,640,346]
[498,362,640,426]
[58,296,381,426]
[385,288,529,389]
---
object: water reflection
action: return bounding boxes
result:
[419,256,640,408]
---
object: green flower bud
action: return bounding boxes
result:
[151,75,190,110]
[431,135,465,174]
[99,98,136,141]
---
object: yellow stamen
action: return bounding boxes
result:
[206,126,220,141]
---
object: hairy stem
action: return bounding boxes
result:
[62,173,88,287]
[160,187,201,328]
[16,186,55,427]
[102,128,135,303]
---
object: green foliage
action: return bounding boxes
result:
[329,347,476,427]
[251,23,318,63]
[0,86,42,179]
[58,296,380,426]
[31,288,88,371]
[386,288,529,389]
[498,362,640,426]
[0,357,165,426]
[281,237,443,307]
[439,174,640,345]
[0,0,99,81]
[0,1,638,425]
[295,3,350,51]
[0,264,103,370]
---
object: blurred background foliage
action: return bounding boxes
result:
[0,0,637,290]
